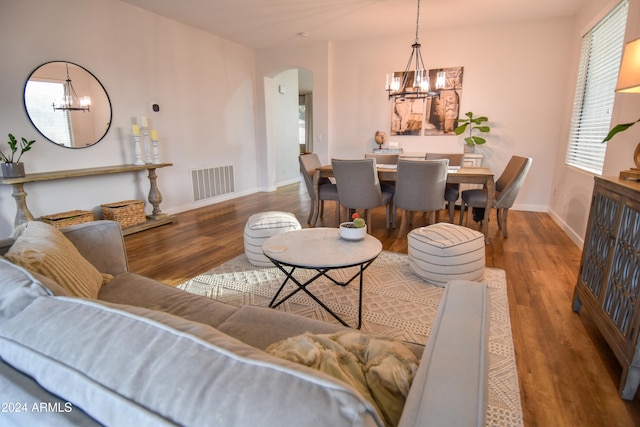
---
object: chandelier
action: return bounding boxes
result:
[386,0,445,100]
[52,63,91,112]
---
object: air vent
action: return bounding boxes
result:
[191,166,235,202]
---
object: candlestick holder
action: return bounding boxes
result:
[141,127,153,164]
[132,134,145,166]
[151,135,161,164]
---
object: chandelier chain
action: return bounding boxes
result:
[415,0,421,43]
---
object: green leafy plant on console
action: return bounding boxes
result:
[454,112,491,146]
[0,134,36,163]
[603,117,640,142]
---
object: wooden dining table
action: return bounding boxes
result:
[312,165,495,243]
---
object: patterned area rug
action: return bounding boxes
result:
[178,250,523,427]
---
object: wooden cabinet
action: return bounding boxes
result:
[572,176,640,400]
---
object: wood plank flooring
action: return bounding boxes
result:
[124,183,640,427]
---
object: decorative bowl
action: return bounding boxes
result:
[339,222,367,241]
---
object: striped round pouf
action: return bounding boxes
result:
[408,223,485,286]
[244,211,301,267]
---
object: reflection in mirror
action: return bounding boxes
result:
[24,61,112,148]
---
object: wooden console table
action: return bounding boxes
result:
[0,163,175,235]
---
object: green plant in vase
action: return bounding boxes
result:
[0,134,36,178]
[0,134,36,163]
[454,112,491,147]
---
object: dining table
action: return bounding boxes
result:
[312,164,495,243]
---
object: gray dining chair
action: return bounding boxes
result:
[331,158,394,231]
[364,153,400,165]
[299,153,339,225]
[393,159,449,237]
[460,155,532,237]
[426,153,464,223]
[365,153,399,194]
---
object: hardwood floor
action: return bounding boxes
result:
[124,183,640,426]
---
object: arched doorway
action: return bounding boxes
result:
[269,67,313,187]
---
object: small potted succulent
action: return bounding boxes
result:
[339,213,367,240]
[0,134,36,178]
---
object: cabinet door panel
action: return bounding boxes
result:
[603,202,640,345]
[581,190,620,299]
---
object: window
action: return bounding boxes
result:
[566,0,628,174]
[24,80,72,147]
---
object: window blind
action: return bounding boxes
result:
[24,80,72,147]
[566,0,628,174]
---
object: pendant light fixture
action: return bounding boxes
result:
[386,0,445,100]
[52,63,91,112]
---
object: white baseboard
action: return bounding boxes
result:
[547,208,584,249]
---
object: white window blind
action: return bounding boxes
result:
[566,0,628,174]
[24,80,72,147]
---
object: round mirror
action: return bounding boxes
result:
[23,61,112,148]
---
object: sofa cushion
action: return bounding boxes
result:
[217,305,346,349]
[0,258,55,322]
[0,360,100,426]
[98,272,240,328]
[4,222,110,299]
[0,296,382,427]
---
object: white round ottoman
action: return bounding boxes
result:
[408,223,485,286]
[244,211,301,267]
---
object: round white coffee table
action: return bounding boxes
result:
[262,227,382,329]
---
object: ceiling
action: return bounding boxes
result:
[118,0,588,50]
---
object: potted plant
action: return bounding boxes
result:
[603,117,640,168]
[454,112,491,153]
[0,134,36,178]
[339,213,367,240]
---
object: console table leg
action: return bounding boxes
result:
[10,183,35,226]
[146,168,165,219]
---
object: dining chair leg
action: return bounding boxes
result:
[397,209,408,238]
[311,199,320,226]
[459,202,465,225]
[429,211,436,225]
[307,202,314,225]
[447,202,455,223]
[319,200,325,218]
[501,208,509,238]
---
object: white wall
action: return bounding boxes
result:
[0,0,258,237]
[271,69,300,185]
[549,0,640,247]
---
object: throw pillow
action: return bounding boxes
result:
[4,221,111,299]
[266,330,419,427]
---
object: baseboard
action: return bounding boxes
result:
[547,208,584,249]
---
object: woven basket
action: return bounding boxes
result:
[101,200,146,228]
[41,210,94,229]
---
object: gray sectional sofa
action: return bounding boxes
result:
[0,220,490,426]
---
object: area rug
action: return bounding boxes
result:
[178,250,523,427]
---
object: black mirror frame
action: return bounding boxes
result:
[23,60,112,149]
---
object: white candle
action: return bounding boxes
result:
[141,116,149,128]
[150,130,158,140]
[131,124,140,135]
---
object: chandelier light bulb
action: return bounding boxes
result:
[435,69,446,90]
